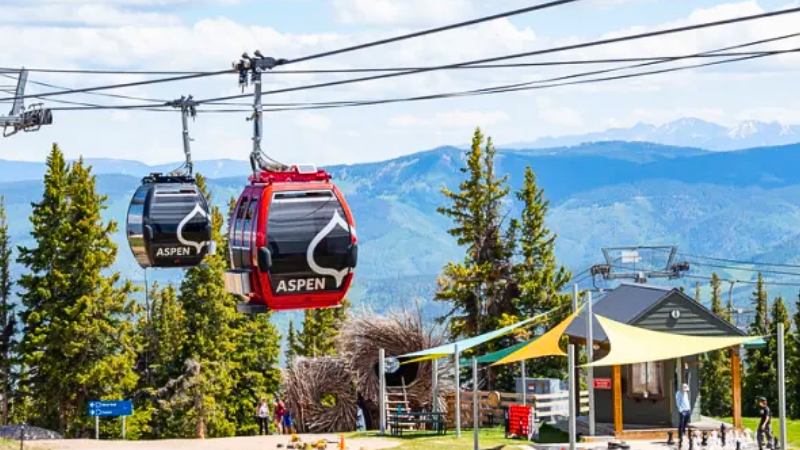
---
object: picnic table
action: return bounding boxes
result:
[388,411,447,437]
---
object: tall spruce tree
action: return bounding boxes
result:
[173,174,237,438]
[790,291,800,419]
[17,151,140,436]
[700,273,732,416]
[695,281,701,302]
[513,166,571,380]
[743,273,772,416]
[435,128,516,340]
[0,195,16,425]
[765,296,790,410]
[297,299,351,357]
[286,320,300,363]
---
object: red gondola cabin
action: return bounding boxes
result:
[224,164,358,313]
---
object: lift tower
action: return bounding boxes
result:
[1,69,53,137]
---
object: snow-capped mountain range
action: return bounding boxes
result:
[503,118,800,151]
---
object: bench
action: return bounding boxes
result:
[388,411,447,437]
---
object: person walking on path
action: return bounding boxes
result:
[676,383,692,446]
[274,396,286,435]
[256,397,270,436]
[757,396,773,450]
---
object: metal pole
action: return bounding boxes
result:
[521,360,527,406]
[778,323,787,450]
[432,358,439,413]
[123,416,126,440]
[455,343,461,438]
[473,357,479,450]
[587,290,595,436]
[19,424,24,450]
[96,416,99,440]
[379,348,386,435]
[568,344,577,450]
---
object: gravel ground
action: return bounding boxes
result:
[22,434,399,450]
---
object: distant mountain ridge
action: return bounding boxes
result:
[502,118,800,151]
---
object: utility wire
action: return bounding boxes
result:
[683,261,800,278]
[685,274,800,288]
[659,249,800,270]
[6,6,798,105]
[0,0,581,104]
[2,51,790,77]
[283,0,582,66]
[0,72,168,104]
[196,7,800,105]
[48,46,800,112]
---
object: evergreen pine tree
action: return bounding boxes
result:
[17,151,140,436]
[286,320,300,363]
[173,174,237,438]
[297,299,351,357]
[513,166,571,380]
[700,273,732,416]
[790,291,800,419]
[764,297,790,410]
[435,128,516,340]
[695,281,701,302]
[743,273,772,416]
[0,195,17,425]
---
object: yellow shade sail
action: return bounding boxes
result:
[491,307,583,366]
[584,314,764,367]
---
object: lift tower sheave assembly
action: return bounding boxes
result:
[1,69,53,137]
[591,245,690,284]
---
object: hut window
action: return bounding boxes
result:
[629,361,664,398]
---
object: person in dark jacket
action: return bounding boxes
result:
[756,397,773,450]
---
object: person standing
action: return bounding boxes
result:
[256,397,270,436]
[676,383,692,446]
[756,397,773,450]
[274,396,286,435]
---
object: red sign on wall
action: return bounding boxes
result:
[594,378,612,389]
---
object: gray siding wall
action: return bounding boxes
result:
[633,293,740,337]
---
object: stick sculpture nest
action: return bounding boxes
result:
[337,309,451,426]
[283,357,357,433]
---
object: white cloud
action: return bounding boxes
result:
[332,0,474,26]
[0,4,180,26]
[388,110,508,128]
[535,97,583,127]
[294,112,332,131]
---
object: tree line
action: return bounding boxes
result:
[434,128,800,418]
[0,144,346,438]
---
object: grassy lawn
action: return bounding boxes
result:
[718,417,800,449]
[350,424,568,450]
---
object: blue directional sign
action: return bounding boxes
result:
[88,400,133,417]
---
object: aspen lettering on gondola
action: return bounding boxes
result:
[224,164,358,312]
[126,173,214,269]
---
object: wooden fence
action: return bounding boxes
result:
[442,390,589,428]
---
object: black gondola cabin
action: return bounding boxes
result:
[126,173,215,268]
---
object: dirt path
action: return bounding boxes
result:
[24,434,399,450]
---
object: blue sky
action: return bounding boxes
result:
[2,0,800,166]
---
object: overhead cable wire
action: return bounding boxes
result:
[685,274,800,288]
[48,46,800,112]
[195,7,800,105]
[0,0,581,104]
[684,260,800,277]
[1,50,796,77]
[283,0,582,65]
[651,247,800,269]
[7,5,798,106]
[0,72,169,105]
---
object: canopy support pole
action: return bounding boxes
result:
[568,344,576,450]
[613,365,623,436]
[778,323,787,450]
[587,290,595,436]
[521,360,527,406]
[379,348,386,435]
[730,346,742,430]
[432,358,439,413]
[473,357,479,450]
[455,343,461,438]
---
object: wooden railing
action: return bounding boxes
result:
[443,390,589,428]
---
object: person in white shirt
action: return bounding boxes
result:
[676,383,692,446]
[256,397,270,435]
